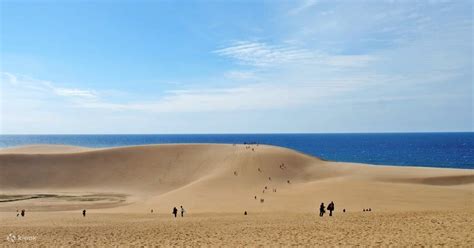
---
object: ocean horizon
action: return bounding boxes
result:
[1,132,473,169]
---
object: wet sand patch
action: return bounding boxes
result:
[0,193,129,211]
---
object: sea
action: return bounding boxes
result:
[0,133,473,169]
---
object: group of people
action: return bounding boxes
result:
[252,161,291,205]
[319,201,335,217]
[16,209,26,217]
[172,206,186,218]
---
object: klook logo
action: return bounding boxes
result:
[6,234,16,243]
[6,233,36,242]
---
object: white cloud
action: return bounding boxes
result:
[214,41,312,67]
[52,88,97,98]
[3,72,339,113]
[79,83,334,113]
[214,41,376,68]
[1,72,19,85]
[1,72,98,100]
[77,73,395,113]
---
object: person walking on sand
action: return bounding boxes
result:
[21,209,25,217]
[82,209,86,217]
[327,201,335,216]
[180,206,185,217]
[319,203,325,217]
[172,207,178,218]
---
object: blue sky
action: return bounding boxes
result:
[0,0,472,134]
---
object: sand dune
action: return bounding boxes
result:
[0,144,472,213]
[1,144,473,246]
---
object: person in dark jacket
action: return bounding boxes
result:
[327,201,335,216]
[172,207,178,218]
[319,203,325,217]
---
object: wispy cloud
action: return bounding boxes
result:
[51,87,98,98]
[288,0,319,15]
[1,72,98,100]
[80,83,336,113]
[3,72,378,113]
[214,41,376,68]
[214,41,312,67]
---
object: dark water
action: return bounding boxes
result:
[0,133,473,169]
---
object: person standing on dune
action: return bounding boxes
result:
[319,203,325,217]
[180,206,185,217]
[327,201,335,216]
[172,207,178,218]
[82,209,86,217]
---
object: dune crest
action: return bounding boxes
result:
[0,144,93,154]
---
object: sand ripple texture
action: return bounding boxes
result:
[1,211,473,247]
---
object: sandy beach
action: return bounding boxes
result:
[1,144,473,246]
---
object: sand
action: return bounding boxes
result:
[1,144,473,246]
[1,211,473,247]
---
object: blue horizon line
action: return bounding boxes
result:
[1,131,473,136]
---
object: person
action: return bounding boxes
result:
[254,196,257,200]
[82,209,86,217]
[244,211,247,215]
[343,209,346,213]
[327,201,335,216]
[180,206,185,217]
[319,203,325,217]
[21,209,25,217]
[172,207,178,218]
